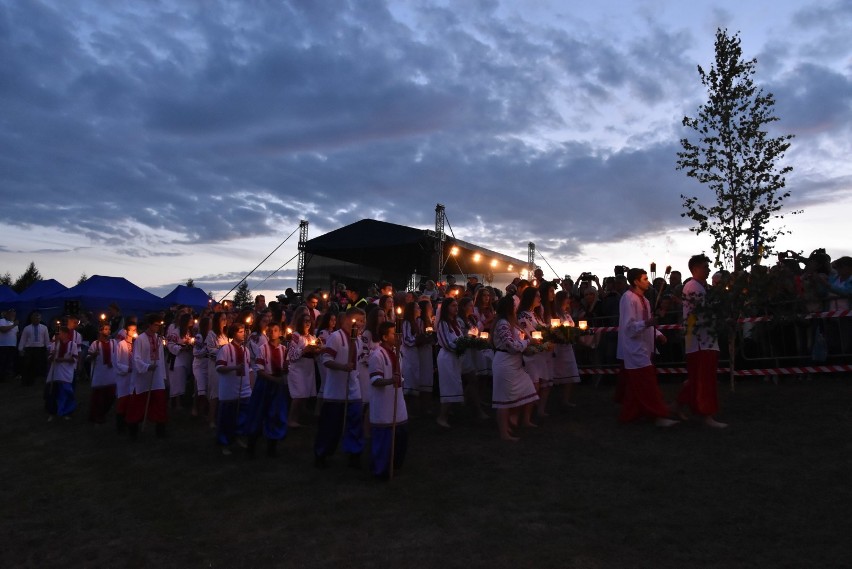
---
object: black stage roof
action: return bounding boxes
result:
[302,219,528,278]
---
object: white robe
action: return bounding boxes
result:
[368,345,408,426]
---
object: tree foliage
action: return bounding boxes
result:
[677,28,795,269]
[233,282,253,311]
[78,273,88,285]
[186,278,195,288]
[13,262,42,293]
[0,272,11,287]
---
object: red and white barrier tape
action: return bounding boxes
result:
[588,309,850,331]
[732,365,852,376]
[739,310,850,323]
[578,365,851,376]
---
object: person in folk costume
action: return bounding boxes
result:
[616,268,679,427]
[287,307,318,428]
[205,312,230,429]
[400,301,421,400]
[415,299,436,415]
[246,323,289,457]
[19,311,50,386]
[304,294,321,333]
[458,297,489,420]
[536,281,558,417]
[490,294,539,441]
[192,317,212,418]
[517,286,548,426]
[113,324,137,433]
[435,297,465,428]
[248,310,271,357]
[215,322,254,455]
[64,315,86,384]
[359,306,387,439]
[314,307,366,469]
[369,321,408,480]
[375,294,395,322]
[473,286,497,379]
[314,310,338,416]
[552,290,581,409]
[166,312,194,410]
[126,315,168,439]
[86,321,117,424]
[675,254,728,428]
[45,326,79,421]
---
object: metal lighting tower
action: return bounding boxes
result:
[435,203,446,280]
[296,219,309,294]
[527,242,536,279]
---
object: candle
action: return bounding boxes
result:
[189,337,195,345]
[425,326,434,334]
[245,316,252,325]
[309,337,317,345]
[578,321,588,331]
[286,327,293,335]
[550,318,561,328]
[100,313,106,321]
[531,331,542,340]
[479,331,489,340]
[132,332,138,339]
[322,293,328,300]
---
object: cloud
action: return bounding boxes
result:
[0,0,848,282]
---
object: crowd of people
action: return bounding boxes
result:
[0,249,849,476]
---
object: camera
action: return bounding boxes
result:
[613,265,628,277]
[579,272,596,281]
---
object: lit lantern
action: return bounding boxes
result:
[479,331,489,340]
[578,321,588,331]
[531,331,542,340]
[550,319,561,328]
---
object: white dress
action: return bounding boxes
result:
[436,320,463,403]
[287,332,318,399]
[491,320,538,409]
[518,310,548,385]
[552,314,580,385]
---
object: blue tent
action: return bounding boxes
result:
[0,285,18,307]
[41,275,167,317]
[162,285,213,311]
[12,279,68,316]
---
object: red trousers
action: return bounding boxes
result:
[126,389,168,424]
[89,385,116,424]
[677,350,720,416]
[618,365,670,423]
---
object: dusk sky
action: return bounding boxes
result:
[1,0,850,300]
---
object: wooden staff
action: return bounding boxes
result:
[651,280,667,359]
[342,321,357,440]
[141,334,160,433]
[390,310,403,480]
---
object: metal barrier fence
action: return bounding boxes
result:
[574,297,851,384]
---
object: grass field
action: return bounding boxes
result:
[1,374,850,569]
